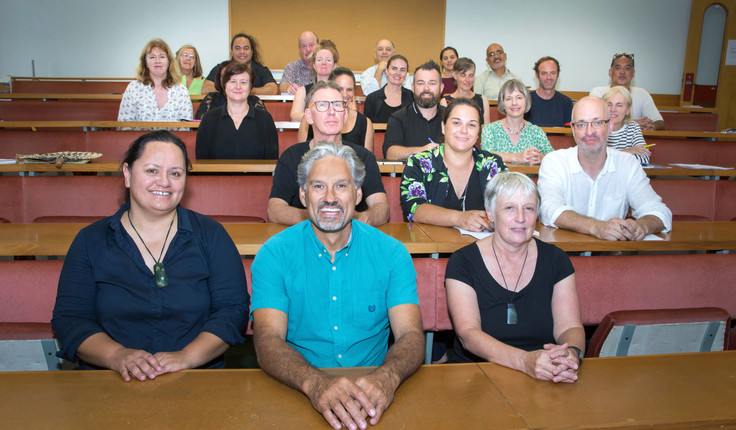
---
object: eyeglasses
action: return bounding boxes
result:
[180,53,196,59]
[571,120,610,130]
[487,50,504,58]
[309,100,347,112]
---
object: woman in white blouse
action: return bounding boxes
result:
[118,39,193,126]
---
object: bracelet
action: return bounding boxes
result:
[568,346,583,363]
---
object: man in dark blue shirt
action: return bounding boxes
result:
[526,56,573,128]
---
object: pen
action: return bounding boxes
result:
[428,137,436,144]
[642,144,655,148]
[290,83,298,92]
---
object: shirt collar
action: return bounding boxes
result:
[304,219,356,258]
[570,146,617,176]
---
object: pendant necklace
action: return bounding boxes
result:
[505,120,526,135]
[491,236,528,325]
[127,211,175,288]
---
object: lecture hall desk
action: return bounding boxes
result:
[1,222,735,257]
[1,352,734,429]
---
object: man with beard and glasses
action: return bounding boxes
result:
[525,56,573,127]
[268,81,389,227]
[251,142,424,430]
[538,96,671,240]
[383,60,445,161]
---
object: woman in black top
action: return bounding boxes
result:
[298,68,374,151]
[440,57,491,125]
[196,62,278,159]
[364,54,413,123]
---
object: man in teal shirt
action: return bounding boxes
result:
[251,142,424,430]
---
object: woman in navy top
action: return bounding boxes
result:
[52,130,249,381]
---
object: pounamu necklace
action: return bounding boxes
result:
[491,236,528,325]
[127,211,175,288]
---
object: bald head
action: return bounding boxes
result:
[298,31,319,63]
[486,43,507,71]
[374,39,396,62]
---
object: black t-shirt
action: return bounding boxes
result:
[445,238,575,362]
[206,60,276,92]
[525,91,574,128]
[269,140,385,212]
[383,103,445,158]
[195,105,278,159]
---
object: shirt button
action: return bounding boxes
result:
[332,296,337,301]
[332,266,336,271]
[338,354,342,359]
[318,254,322,258]
[334,326,338,330]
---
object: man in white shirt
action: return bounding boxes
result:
[538,96,671,240]
[360,39,413,95]
[473,43,522,101]
[589,53,664,130]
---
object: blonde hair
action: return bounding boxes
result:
[602,86,633,123]
[175,44,203,79]
[136,38,180,88]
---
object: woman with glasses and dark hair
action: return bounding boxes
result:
[298,67,374,151]
[201,33,277,96]
[52,130,248,382]
[400,98,506,230]
[480,79,552,165]
[176,45,205,95]
[196,62,278,159]
[118,39,193,125]
[440,57,491,125]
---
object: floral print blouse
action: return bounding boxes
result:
[117,81,193,128]
[480,120,553,157]
[400,144,507,221]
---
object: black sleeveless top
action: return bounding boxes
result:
[443,93,487,124]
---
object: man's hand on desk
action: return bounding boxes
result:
[355,367,400,425]
[306,374,374,430]
[593,218,645,241]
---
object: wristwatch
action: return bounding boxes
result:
[568,346,583,363]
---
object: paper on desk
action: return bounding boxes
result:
[642,164,671,169]
[454,227,539,240]
[643,234,664,241]
[0,159,17,165]
[670,163,734,170]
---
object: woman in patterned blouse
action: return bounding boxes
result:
[117,39,193,126]
[480,79,552,165]
[603,86,650,164]
[400,98,506,232]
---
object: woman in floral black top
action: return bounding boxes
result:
[400,98,507,231]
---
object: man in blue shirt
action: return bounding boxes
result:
[251,142,424,430]
[525,56,574,128]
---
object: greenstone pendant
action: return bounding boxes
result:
[507,303,518,325]
[154,263,168,288]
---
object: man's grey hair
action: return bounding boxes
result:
[484,171,540,215]
[305,81,343,110]
[297,142,366,190]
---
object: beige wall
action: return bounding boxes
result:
[229,0,445,72]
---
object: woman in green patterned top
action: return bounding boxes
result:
[481,79,553,165]
[400,98,506,232]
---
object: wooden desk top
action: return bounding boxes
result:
[478,351,736,429]
[1,354,733,429]
[0,364,526,430]
[417,221,736,253]
[0,222,437,256]
[0,159,401,174]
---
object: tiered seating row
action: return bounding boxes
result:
[3,253,735,339]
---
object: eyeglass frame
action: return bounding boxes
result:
[611,52,635,68]
[571,119,610,130]
[180,53,196,59]
[487,50,505,58]
[308,100,347,112]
